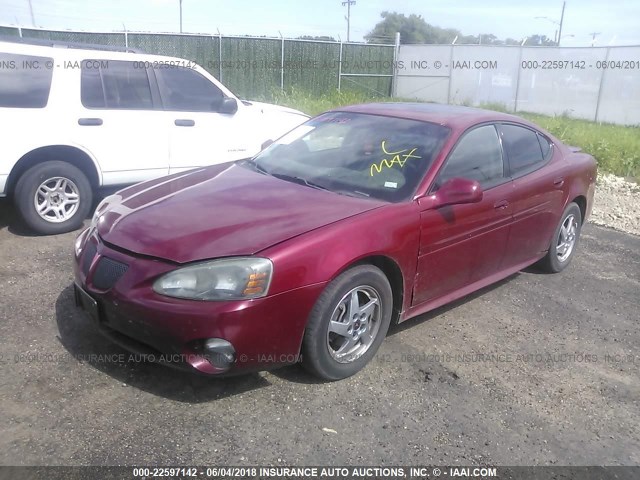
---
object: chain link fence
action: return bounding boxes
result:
[0,25,395,100]
[3,26,637,125]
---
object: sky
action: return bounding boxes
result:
[1,0,639,47]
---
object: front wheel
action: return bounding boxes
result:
[538,202,582,273]
[14,161,92,235]
[301,265,393,380]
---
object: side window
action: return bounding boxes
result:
[156,67,224,112]
[500,124,545,174]
[436,125,504,189]
[81,60,153,110]
[0,53,53,108]
[538,133,553,160]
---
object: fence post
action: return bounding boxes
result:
[217,29,223,81]
[594,46,610,123]
[279,31,284,91]
[391,32,400,97]
[514,45,524,113]
[18,26,22,38]
[338,41,343,92]
[124,31,128,49]
[446,45,454,104]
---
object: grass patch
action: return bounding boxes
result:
[258,88,640,180]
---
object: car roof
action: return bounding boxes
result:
[334,102,536,131]
[0,37,179,63]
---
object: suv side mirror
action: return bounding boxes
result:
[434,177,483,208]
[219,97,238,114]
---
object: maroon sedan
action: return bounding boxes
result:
[73,103,597,380]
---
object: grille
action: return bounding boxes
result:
[92,256,128,290]
[81,242,97,276]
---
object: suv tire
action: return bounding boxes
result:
[15,161,92,235]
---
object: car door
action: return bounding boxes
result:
[413,124,514,306]
[77,60,169,184]
[154,66,250,174]
[498,124,565,267]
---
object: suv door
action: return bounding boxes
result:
[413,124,514,306]
[499,124,565,266]
[154,66,249,173]
[78,60,169,184]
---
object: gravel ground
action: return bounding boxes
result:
[590,174,640,237]
[0,193,639,469]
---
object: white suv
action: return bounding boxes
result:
[0,38,309,234]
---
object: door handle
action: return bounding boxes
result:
[175,119,195,127]
[494,200,509,210]
[553,177,565,187]
[78,118,103,126]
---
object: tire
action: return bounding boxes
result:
[538,202,582,273]
[14,161,92,235]
[302,265,393,380]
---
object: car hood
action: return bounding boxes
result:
[242,100,309,119]
[96,164,385,263]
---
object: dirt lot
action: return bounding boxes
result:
[0,198,639,467]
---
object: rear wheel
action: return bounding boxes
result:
[14,161,92,235]
[538,202,582,273]
[302,265,393,380]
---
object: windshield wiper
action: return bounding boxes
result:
[270,173,330,192]
[240,159,270,176]
[335,189,370,198]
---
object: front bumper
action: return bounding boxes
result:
[73,228,325,375]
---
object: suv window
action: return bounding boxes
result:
[436,125,505,189]
[81,60,153,110]
[501,124,545,174]
[156,67,224,112]
[0,53,53,108]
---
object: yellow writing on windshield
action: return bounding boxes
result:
[370,141,421,176]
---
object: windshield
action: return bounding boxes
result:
[246,111,450,202]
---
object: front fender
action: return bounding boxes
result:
[262,202,421,315]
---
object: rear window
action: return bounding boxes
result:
[500,124,545,175]
[538,133,553,160]
[0,53,53,108]
[81,60,153,110]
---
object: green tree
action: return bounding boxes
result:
[524,34,557,46]
[365,11,556,47]
[297,35,337,42]
[364,11,458,44]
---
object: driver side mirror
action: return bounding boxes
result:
[218,97,238,114]
[433,177,483,208]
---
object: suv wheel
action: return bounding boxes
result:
[14,161,92,235]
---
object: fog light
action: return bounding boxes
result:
[203,338,236,370]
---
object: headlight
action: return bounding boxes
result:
[153,257,273,301]
[74,227,90,258]
[91,194,121,227]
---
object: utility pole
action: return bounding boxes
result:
[589,32,601,46]
[342,0,356,42]
[557,1,566,46]
[179,0,183,33]
[27,0,35,26]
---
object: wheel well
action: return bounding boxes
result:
[353,255,404,325]
[7,146,99,196]
[571,195,587,222]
